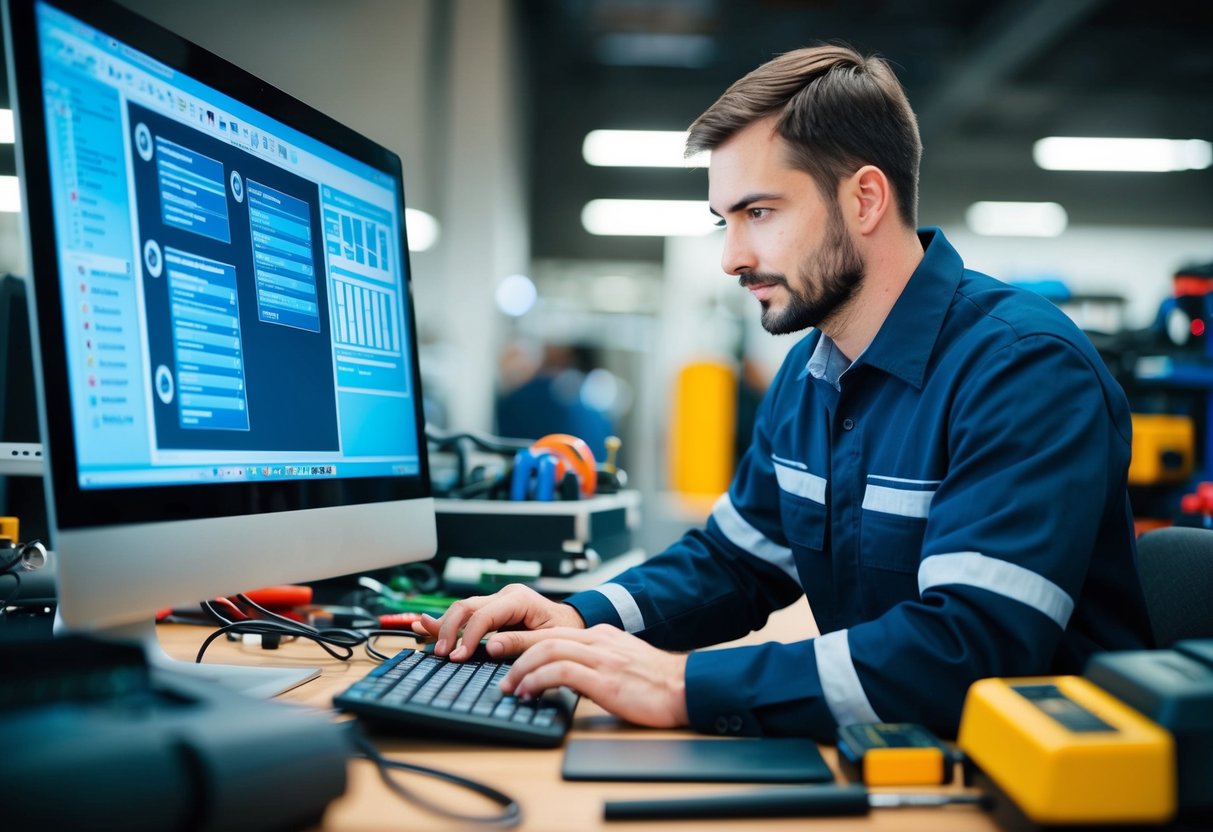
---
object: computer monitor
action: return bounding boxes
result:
[3,0,436,694]
[0,274,44,477]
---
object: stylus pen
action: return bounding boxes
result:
[603,785,987,820]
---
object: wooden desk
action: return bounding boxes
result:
[158,599,998,831]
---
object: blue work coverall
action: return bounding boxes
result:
[565,228,1153,740]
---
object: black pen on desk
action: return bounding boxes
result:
[603,785,987,821]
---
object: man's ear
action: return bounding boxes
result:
[843,165,892,235]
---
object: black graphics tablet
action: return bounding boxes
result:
[561,737,833,783]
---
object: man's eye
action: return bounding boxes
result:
[712,217,726,228]
[748,207,770,220]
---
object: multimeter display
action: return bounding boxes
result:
[1010,683,1116,732]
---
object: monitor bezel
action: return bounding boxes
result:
[5,0,432,532]
[0,273,45,476]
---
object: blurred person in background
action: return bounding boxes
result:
[495,341,615,462]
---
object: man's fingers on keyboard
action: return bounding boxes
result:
[410,614,441,639]
[501,635,600,691]
[448,598,526,660]
[449,587,556,659]
[511,659,599,703]
[498,623,612,659]
[434,597,489,656]
[486,627,558,658]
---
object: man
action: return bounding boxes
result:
[415,45,1153,740]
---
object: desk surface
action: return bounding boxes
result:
[158,599,998,831]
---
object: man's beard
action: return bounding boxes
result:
[739,205,865,335]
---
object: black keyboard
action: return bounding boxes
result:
[334,647,579,748]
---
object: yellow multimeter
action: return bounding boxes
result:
[958,676,1175,825]
[836,722,954,786]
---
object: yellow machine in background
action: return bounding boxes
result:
[669,360,736,496]
[1129,413,1194,486]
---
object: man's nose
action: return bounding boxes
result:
[721,228,755,276]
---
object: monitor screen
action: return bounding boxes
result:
[4,0,436,692]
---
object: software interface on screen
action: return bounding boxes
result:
[36,2,421,491]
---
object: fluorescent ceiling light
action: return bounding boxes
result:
[0,176,20,213]
[0,109,13,143]
[582,130,708,168]
[966,201,1068,237]
[495,273,537,317]
[1034,137,1213,172]
[582,199,718,237]
[405,208,439,251]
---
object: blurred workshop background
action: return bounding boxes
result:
[2,0,1211,541]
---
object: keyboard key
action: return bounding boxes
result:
[412,663,459,705]
[453,666,495,712]
[492,697,518,720]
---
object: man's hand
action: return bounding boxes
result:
[410,582,585,661]
[497,624,690,729]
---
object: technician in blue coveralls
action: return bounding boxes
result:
[416,44,1153,739]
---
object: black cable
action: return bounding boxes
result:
[195,619,358,663]
[230,593,422,660]
[194,598,422,664]
[362,629,423,662]
[349,730,522,827]
[234,592,314,628]
[0,548,23,576]
[192,599,516,822]
[197,598,354,660]
[427,428,532,496]
[200,598,242,625]
[425,427,532,456]
[0,548,27,614]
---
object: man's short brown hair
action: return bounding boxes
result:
[687,44,922,228]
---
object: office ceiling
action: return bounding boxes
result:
[3,0,1210,267]
[520,0,1213,262]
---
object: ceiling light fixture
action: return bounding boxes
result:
[404,208,440,251]
[582,130,708,168]
[581,199,718,237]
[495,273,537,317]
[1034,137,1213,172]
[0,109,13,144]
[965,201,1068,237]
[0,176,20,212]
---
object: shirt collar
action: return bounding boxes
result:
[855,227,963,390]
[804,332,851,390]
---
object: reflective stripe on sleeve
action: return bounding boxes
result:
[918,551,1075,629]
[814,629,881,727]
[711,493,800,583]
[590,582,645,633]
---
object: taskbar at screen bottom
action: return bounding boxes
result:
[77,458,420,489]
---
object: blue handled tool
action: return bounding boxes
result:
[510,448,558,501]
